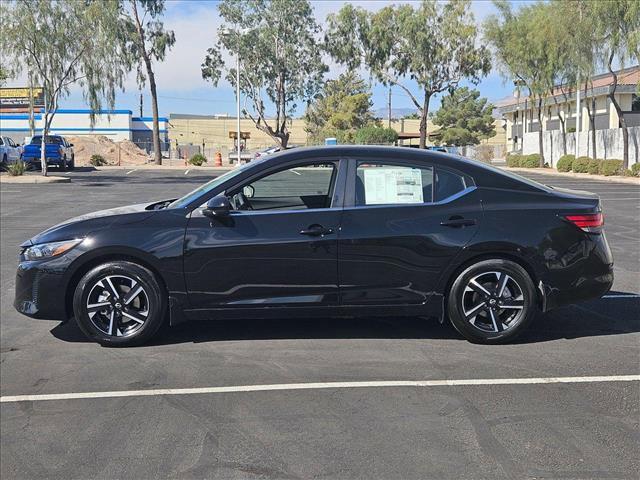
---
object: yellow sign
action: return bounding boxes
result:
[0,87,45,109]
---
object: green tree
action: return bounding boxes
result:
[588,0,639,169]
[432,87,495,146]
[121,0,175,165]
[1,0,130,176]
[304,72,376,144]
[485,1,558,167]
[202,0,327,148]
[325,0,490,149]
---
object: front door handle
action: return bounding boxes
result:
[440,217,477,228]
[300,224,334,237]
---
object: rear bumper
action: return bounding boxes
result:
[23,157,64,165]
[14,260,69,320]
[542,232,614,311]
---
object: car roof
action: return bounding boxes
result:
[263,145,547,192]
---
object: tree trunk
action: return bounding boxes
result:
[146,61,162,165]
[40,116,48,177]
[590,97,597,160]
[537,97,544,167]
[558,114,567,156]
[606,53,628,169]
[419,92,431,149]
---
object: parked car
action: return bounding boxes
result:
[0,136,22,165]
[14,146,613,346]
[21,135,75,170]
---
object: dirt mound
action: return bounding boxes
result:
[66,135,151,166]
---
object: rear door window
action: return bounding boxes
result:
[435,168,474,202]
[356,161,434,206]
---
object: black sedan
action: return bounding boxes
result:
[14,146,613,346]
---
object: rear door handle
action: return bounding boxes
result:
[440,217,477,228]
[300,225,334,237]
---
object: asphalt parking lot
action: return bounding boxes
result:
[1,167,639,479]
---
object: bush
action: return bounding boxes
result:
[6,161,26,176]
[599,159,624,176]
[89,154,107,166]
[587,159,601,174]
[623,169,634,177]
[353,126,398,145]
[189,153,207,166]
[519,153,541,168]
[506,153,521,167]
[631,162,640,177]
[556,154,574,172]
[572,156,591,173]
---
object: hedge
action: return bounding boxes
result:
[506,153,521,167]
[556,154,574,172]
[587,159,601,175]
[520,153,541,168]
[599,159,623,176]
[572,156,591,173]
[631,163,640,177]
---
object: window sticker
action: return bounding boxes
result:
[363,167,424,204]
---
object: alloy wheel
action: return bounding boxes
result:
[461,271,525,333]
[85,275,150,337]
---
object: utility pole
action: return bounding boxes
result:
[28,72,35,138]
[236,49,241,161]
[387,87,392,129]
[139,92,143,117]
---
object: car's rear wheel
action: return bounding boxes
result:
[447,259,537,344]
[73,261,166,347]
[60,156,67,171]
[68,155,75,170]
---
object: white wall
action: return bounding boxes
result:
[522,126,640,167]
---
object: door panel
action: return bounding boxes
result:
[338,159,481,306]
[184,209,340,308]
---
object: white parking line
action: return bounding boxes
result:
[1,375,638,404]
[184,169,190,175]
[126,169,136,175]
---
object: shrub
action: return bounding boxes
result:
[519,153,541,168]
[353,126,398,145]
[622,169,634,177]
[556,154,574,172]
[6,161,26,176]
[189,153,207,166]
[572,156,591,173]
[506,153,521,167]
[89,154,107,166]
[587,159,601,174]
[631,162,640,177]
[599,159,624,176]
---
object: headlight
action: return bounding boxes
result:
[23,239,83,261]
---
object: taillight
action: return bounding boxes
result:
[564,213,604,232]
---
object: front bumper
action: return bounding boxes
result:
[14,259,69,320]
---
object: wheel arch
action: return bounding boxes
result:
[64,249,168,319]
[442,250,542,309]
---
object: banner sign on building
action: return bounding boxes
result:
[0,87,45,111]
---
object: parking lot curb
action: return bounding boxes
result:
[503,167,640,185]
[93,165,234,172]
[0,175,71,184]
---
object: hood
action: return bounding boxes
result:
[22,202,159,247]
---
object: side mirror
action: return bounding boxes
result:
[202,194,232,218]
[69,143,74,147]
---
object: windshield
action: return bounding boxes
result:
[31,136,63,145]
[168,162,254,209]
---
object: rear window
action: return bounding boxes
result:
[30,136,63,145]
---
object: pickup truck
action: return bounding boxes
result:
[21,135,75,170]
[0,136,22,165]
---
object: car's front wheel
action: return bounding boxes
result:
[447,259,537,344]
[73,261,167,347]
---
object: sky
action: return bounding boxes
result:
[5,0,521,118]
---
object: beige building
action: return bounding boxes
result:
[498,66,640,153]
[168,113,505,156]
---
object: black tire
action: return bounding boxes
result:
[447,259,537,344]
[60,156,67,171]
[68,155,75,170]
[73,261,167,347]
